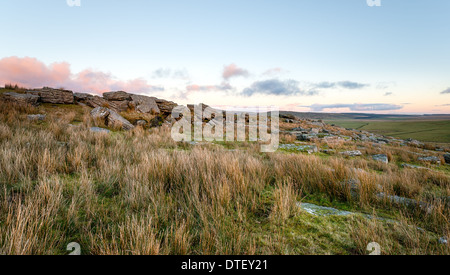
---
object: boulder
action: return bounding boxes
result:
[90,107,134,131]
[418,156,441,165]
[130,94,160,114]
[372,154,389,164]
[401,163,431,170]
[340,150,363,157]
[27,88,74,104]
[75,94,120,112]
[376,192,432,213]
[27,114,46,121]
[90,127,111,134]
[103,91,131,101]
[1,92,40,106]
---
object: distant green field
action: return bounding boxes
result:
[326,120,450,143]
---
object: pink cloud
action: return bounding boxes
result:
[222,63,249,80]
[0,56,162,95]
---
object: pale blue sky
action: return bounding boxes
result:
[1,0,450,113]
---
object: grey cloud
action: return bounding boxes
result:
[152,68,189,79]
[313,81,369,90]
[306,103,403,112]
[384,92,393,96]
[441,87,450,94]
[242,79,317,97]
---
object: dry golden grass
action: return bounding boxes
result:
[0,102,449,255]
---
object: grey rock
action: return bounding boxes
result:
[439,237,448,245]
[340,150,363,157]
[373,154,389,164]
[299,203,353,217]
[376,192,432,213]
[310,128,320,134]
[1,92,40,106]
[27,88,74,104]
[279,144,318,154]
[401,163,431,170]
[130,94,160,114]
[103,91,131,101]
[90,107,134,131]
[27,114,46,121]
[90,127,111,134]
[418,156,441,165]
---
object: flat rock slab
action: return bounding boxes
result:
[401,163,431,170]
[373,154,389,164]
[90,107,134,131]
[340,150,363,157]
[298,203,354,217]
[27,114,46,121]
[90,127,111,133]
[2,92,40,106]
[279,144,318,154]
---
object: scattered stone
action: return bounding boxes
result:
[407,139,425,147]
[439,237,448,245]
[279,144,318,154]
[1,92,40,106]
[299,203,354,217]
[90,107,134,131]
[27,114,46,121]
[90,127,111,133]
[340,150,362,157]
[401,163,426,169]
[376,192,432,213]
[418,156,441,165]
[372,154,389,164]
[310,128,320,134]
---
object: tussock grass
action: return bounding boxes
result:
[0,102,449,255]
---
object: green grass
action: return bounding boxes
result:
[326,120,450,143]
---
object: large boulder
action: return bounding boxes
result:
[1,92,40,106]
[74,93,120,112]
[27,88,74,104]
[103,91,131,101]
[90,107,134,131]
[130,94,160,114]
[372,154,389,164]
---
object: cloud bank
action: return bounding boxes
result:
[242,79,317,96]
[441,87,450,94]
[0,56,162,95]
[306,103,403,112]
[314,81,369,90]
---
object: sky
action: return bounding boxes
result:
[0,0,449,114]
